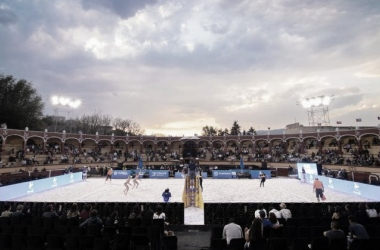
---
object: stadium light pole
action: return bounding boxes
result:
[51,95,81,132]
[296,95,334,126]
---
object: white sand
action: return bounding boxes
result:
[12,177,377,225]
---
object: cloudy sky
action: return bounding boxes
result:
[1,0,379,135]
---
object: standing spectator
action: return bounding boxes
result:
[279,203,292,220]
[162,188,172,203]
[1,204,13,217]
[222,218,243,245]
[313,177,324,202]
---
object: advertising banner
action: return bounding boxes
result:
[0,172,82,201]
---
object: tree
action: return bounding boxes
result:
[202,125,218,136]
[247,126,257,135]
[0,74,44,130]
[230,120,241,135]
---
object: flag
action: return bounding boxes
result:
[337,121,342,124]
[240,158,245,172]
[138,157,144,170]
[356,118,362,122]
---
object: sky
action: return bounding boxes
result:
[0,0,380,136]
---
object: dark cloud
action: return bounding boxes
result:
[80,0,158,19]
[0,8,17,25]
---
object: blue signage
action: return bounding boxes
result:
[212,170,232,179]
[149,170,169,179]
[112,170,132,179]
[0,172,83,201]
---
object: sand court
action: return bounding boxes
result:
[11,177,377,224]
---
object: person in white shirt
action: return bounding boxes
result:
[254,203,267,218]
[269,205,282,218]
[366,203,378,218]
[279,203,292,220]
[222,218,243,245]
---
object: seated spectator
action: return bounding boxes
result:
[129,205,142,219]
[279,203,292,220]
[66,203,79,219]
[347,216,369,248]
[153,205,166,220]
[244,218,265,250]
[222,218,243,246]
[323,221,346,242]
[105,210,118,226]
[355,203,369,225]
[80,209,103,228]
[1,204,13,217]
[254,203,267,218]
[366,203,378,218]
[42,204,58,218]
[141,205,154,219]
[12,205,24,217]
[80,204,92,220]
[260,211,283,229]
[268,204,281,218]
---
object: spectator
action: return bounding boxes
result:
[347,216,369,248]
[105,211,118,226]
[1,204,13,217]
[153,205,166,220]
[12,205,24,217]
[66,203,79,219]
[222,218,243,245]
[268,204,282,218]
[129,205,142,219]
[260,211,283,229]
[365,203,378,218]
[80,204,92,220]
[244,218,265,250]
[279,203,292,220]
[254,203,267,218]
[323,221,346,242]
[141,205,154,219]
[42,205,58,218]
[80,209,103,228]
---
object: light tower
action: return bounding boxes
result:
[51,95,81,132]
[297,95,334,126]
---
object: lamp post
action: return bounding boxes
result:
[51,95,81,132]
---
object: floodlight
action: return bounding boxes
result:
[297,95,334,126]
